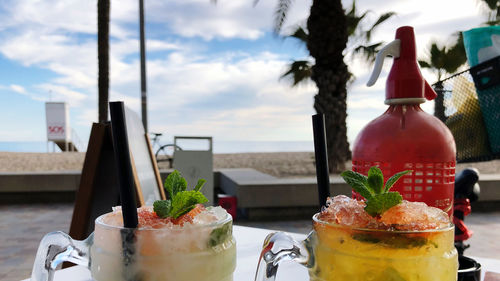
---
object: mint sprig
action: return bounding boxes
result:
[208,221,232,247]
[153,170,208,219]
[340,167,411,217]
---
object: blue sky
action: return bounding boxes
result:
[0,0,487,150]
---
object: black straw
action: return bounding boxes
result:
[109,101,138,228]
[312,114,331,208]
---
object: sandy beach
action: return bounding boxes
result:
[0,151,499,177]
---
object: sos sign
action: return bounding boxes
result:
[46,102,69,141]
[47,124,66,140]
[48,126,65,135]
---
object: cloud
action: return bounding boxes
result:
[10,84,26,94]
[128,51,317,141]
[152,104,315,142]
[145,0,270,40]
[0,0,95,34]
[0,0,488,147]
[0,30,97,90]
[0,0,317,144]
[75,108,97,127]
[37,84,87,106]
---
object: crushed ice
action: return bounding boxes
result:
[103,205,227,229]
[319,195,451,230]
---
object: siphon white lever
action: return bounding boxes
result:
[366,39,401,87]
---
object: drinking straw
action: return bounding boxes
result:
[312,114,331,208]
[109,101,138,228]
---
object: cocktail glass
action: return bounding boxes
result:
[255,213,458,281]
[31,208,236,281]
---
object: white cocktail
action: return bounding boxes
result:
[32,206,236,281]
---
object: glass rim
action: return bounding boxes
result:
[312,213,454,233]
[95,208,232,231]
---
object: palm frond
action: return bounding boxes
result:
[418,60,432,68]
[419,35,467,81]
[443,33,467,72]
[280,60,312,86]
[366,12,396,41]
[289,25,308,44]
[346,0,356,18]
[347,69,356,86]
[273,0,293,34]
[345,0,371,37]
[346,11,369,37]
[429,43,445,68]
[352,42,383,63]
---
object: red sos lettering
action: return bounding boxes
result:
[48,126,65,134]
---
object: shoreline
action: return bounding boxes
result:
[1,151,499,178]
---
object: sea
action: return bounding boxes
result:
[0,140,315,154]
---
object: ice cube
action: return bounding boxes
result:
[380,200,451,230]
[101,210,124,227]
[193,206,227,224]
[319,195,379,228]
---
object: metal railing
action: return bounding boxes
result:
[433,68,500,162]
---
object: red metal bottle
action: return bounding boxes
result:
[352,26,456,216]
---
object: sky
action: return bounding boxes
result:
[0,0,489,151]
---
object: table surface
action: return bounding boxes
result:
[23,225,500,281]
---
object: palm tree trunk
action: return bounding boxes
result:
[434,82,446,122]
[307,0,351,173]
[98,0,110,123]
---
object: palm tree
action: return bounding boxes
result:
[279,1,395,172]
[418,0,498,122]
[281,2,394,86]
[418,33,467,121]
[306,0,351,172]
[419,34,466,82]
[212,0,392,172]
[97,0,110,123]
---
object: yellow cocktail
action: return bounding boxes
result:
[310,213,457,281]
[255,196,458,281]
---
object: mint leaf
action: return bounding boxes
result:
[169,190,208,219]
[342,170,369,186]
[384,170,412,192]
[340,171,373,200]
[364,192,402,217]
[341,167,412,217]
[367,166,384,194]
[208,221,232,247]
[153,200,172,218]
[194,179,206,192]
[164,170,187,199]
[155,170,209,219]
[352,233,428,249]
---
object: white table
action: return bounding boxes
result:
[23,225,500,281]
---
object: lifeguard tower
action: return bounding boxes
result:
[45,102,81,152]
